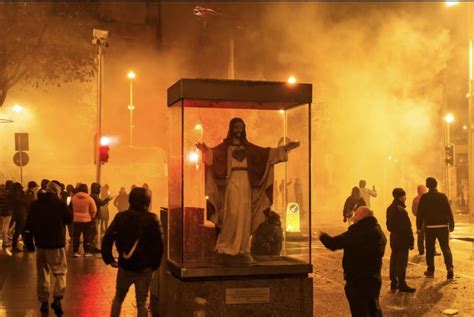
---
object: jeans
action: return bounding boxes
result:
[36,248,67,302]
[344,278,382,317]
[425,227,453,272]
[389,248,409,287]
[0,216,11,246]
[90,219,101,250]
[72,222,92,253]
[111,267,154,317]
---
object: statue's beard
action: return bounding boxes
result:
[233,132,243,139]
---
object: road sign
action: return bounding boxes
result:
[15,133,29,151]
[13,151,29,167]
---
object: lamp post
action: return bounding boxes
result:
[127,71,136,146]
[92,28,109,184]
[444,113,454,200]
[445,0,474,221]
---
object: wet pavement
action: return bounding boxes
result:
[0,245,141,317]
[0,219,473,316]
[313,219,474,316]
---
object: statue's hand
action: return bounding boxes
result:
[196,142,208,152]
[285,141,300,151]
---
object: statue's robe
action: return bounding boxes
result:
[203,141,288,255]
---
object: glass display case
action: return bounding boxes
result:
[167,78,313,278]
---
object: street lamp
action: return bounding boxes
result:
[287,76,297,85]
[128,71,136,146]
[12,104,23,113]
[446,1,474,221]
[445,1,459,7]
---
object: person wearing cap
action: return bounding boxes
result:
[102,187,164,317]
[386,188,415,292]
[25,181,72,315]
[319,206,387,317]
[417,177,454,279]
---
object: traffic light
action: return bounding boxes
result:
[445,144,454,165]
[99,145,110,163]
[94,135,111,165]
[99,136,110,164]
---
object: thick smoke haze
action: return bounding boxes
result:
[0,2,463,225]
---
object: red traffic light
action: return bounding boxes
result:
[100,145,110,163]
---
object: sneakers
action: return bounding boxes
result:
[424,270,434,278]
[398,285,416,293]
[84,252,93,257]
[73,252,81,258]
[447,270,454,280]
[51,299,63,316]
[40,302,49,313]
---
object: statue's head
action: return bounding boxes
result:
[225,117,248,144]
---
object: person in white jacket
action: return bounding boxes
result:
[71,184,97,257]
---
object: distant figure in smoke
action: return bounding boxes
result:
[91,183,112,252]
[412,184,439,256]
[100,184,112,232]
[359,180,377,208]
[342,187,366,224]
[39,179,49,195]
[114,187,130,212]
[386,188,416,293]
[9,182,28,252]
[279,178,292,211]
[319,206,386,317]
[417,177,455,279]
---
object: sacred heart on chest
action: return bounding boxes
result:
[232,147,247,162]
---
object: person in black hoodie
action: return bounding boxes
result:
[25,181,72,316]
[417,177,454,279]
[386,188,415,292]
[102,187,163,317]
[319,206,386,317]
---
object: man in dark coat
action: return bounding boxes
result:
[102,187,163,317]
[320,206,387,317]
[386,188,415,292]
[25,181,72,315]
[417,177,454,279]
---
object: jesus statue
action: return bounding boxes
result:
[196,117,299,265]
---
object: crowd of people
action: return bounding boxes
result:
[0,179,163,317]
[321,176,455,316]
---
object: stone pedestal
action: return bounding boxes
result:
[161,273,313,317]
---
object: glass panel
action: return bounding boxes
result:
[282,103,310,264]
[182,105,310,268]
[168,100,183,267]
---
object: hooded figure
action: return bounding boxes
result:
[197,117,299,264]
